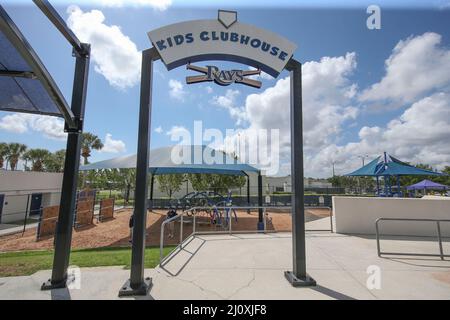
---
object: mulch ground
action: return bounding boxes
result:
[0,208,330,252]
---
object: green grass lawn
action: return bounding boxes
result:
[0,246,174,277]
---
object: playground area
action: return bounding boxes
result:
[0,208,331,252]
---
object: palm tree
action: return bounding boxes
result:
[0,143,7,169]
[22,149,51,172]
[44,149,66,172]
[21,150,32,171]
[6,143,27,171]
[81,133,104,165]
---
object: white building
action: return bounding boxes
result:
[0,171,62,224]
[264,176,332,193]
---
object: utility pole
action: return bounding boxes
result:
[358,154,368,167]
[357,155,368,194]
[237,133,241,160]
[331,161,336,177]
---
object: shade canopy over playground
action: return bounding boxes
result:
[81,145,260,175]
[345,152,443,177]
[406,180,448,191]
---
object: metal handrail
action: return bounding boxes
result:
[159,205,333,265]
[375,218,450,260]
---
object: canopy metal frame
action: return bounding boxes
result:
[0,1,90,289]
[0,3,78,128]
[15,0,92,290]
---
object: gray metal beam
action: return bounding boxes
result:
[0,5,76,128]
[119,47,160,297]
[0,70,36,79]
[257,171,264,230]
[33,0,85,54]
[284,58,316,287]
[41,43,90,290]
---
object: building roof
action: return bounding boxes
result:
[80,145,260,176]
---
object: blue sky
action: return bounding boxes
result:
[1,1,449,177]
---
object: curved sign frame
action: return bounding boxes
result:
[120,10,314,297]
[148,14,297,78]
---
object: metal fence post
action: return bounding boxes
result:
[329,207,333,233]
[229,210,232,235]
[375,219,381,257]
[436,221,444,261]
[180,213,184,248]
[193,211,196,235]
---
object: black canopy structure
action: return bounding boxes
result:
[0,5,77,128]
[1,1,91,290]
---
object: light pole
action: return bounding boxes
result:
[237,133,241,160]
[358,154,369,167]
[357,155,368,194]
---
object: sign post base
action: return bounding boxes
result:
[284,271,316,287]
[118,277,152,297]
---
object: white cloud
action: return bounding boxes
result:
[100,133,126,153]
[218,52,359,176]
[99,0,172,10]
[360,32,450,105]
[210,89,248,125]
[309,92,450,177]
[301,33,450,177]
[152,39,449,177]
[0,113,28,133]
[154,126,163,134]
[205,86,213,94]
[166,125,191,145]
[168,79,187,101]
[166,125,188,136]
[0,113,66,140]
[67,6,141,90]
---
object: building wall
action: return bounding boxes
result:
[0,171,63,224]
[264,176,333,192]
[333,196,450,236]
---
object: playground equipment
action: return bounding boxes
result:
[168,191,237,230]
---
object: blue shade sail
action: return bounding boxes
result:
[346,153,443,177]
[81,145,260,176]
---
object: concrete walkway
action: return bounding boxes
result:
[0,222,38,237]
[0,218,449,300]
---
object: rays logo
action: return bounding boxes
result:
[186,64,262,88]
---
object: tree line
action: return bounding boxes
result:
[83,169,247,199]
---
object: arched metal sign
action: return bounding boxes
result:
[148,10,297,78]
[119,9,315,297]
